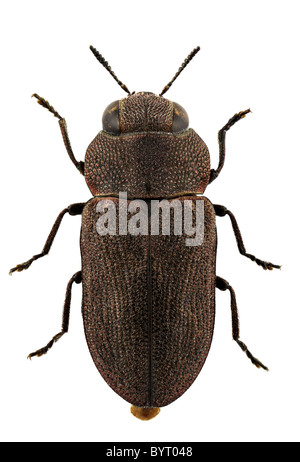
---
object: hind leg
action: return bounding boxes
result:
[216,275,268,370]
[28,271,82,359]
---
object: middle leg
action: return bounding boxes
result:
[9,202,85,275]
[214,204,281,270]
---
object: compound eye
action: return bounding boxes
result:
[172,102,189,133]
[102,100,120,135]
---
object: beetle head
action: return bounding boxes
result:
[102,92,189,135]
[85,46,211,198]
[90,45,199,136]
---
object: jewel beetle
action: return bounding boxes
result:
[10,46,280,421]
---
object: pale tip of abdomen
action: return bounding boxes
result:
[130,405,160,421]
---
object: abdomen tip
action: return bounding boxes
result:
[130,405,160,421]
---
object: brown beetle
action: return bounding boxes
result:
[10,46,280,421]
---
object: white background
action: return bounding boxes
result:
[1,0,299,443]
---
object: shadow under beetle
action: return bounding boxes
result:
[10,46,280,421]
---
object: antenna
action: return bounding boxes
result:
[90,45,131,95]
[159,46,200,97]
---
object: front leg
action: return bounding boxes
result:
[209,109,251,184]
[32,94,85,175]
[9,202,85,275]
[214,204,281,271]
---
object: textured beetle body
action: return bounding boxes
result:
[11,48,279,419]
[79,92,215,407]
[81,195,216,407]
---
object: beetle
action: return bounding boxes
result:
[10,46,280,421]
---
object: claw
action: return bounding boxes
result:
[27,332,65,360]
[9,260,32,275]
[27,349,46,360]
[236,340,269,371]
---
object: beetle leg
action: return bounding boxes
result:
[216,276,269,371]
[27,271,82,359]
[214,204,281,271]
[209,109,251,184]
[9,203,85,275]
[32,94,85,175]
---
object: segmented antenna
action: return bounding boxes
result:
[90,45,130,95]
[159,46,200,97]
